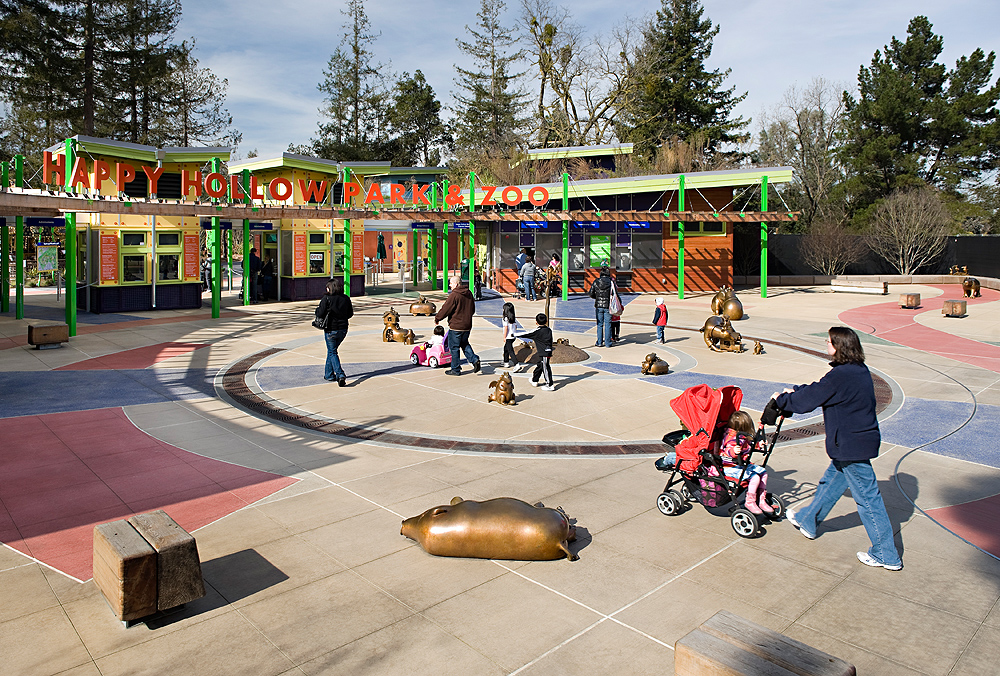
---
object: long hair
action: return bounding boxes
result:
[327,277,344,295]
[829,326,865,365]
[502,302,515,324]
[727,410,755,435]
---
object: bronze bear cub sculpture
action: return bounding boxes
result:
[640,353,670,375]
[488,372,516,405]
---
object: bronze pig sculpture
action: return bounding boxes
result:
[401,497,578,561]
[711,285,743,320]
[711,286,734,315]
[701,315,743,352]
[641,353,670,375]
[963,277,981,298]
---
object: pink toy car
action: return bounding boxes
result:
[409,334,452,368]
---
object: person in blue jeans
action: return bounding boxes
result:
[434,276,480,376]
[315,278,354,387]
[588,265,613,347]
[520,256,537,301]
[773,326,902,571]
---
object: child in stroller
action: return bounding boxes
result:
[654,383,785,538]
[513,277,526,300]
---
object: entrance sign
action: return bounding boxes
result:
[351,230,364,274]
[100,230,118,283]
[183,232,199,279]
[520,221,549,229]
[293,232,307,275]
[26,217,66,228]
[37,246,58,272]
[248,222,273,231]
[452,222,470,230]
[200,219,233,230]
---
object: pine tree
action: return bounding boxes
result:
[387,70,449,166]
[841,16,1000,219]
[617,0,748,158]
[160,40,240,148]
[452,0,529,154]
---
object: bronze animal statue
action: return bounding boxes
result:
[488,372,516,405]
[401,497,578,561]
[711,285,744,320]
[640,353,670,375]
[963,277,981,298]
[950,265,969,276]
[753,341,765,355]
[382,307,415,344]
[409,295,436,316]
[701,315,743,352]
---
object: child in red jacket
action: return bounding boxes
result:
[652,297,668,344]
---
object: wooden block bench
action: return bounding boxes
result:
[942,299,967,317]
[675,610,855,676]
[27,322,69,349]
[830,279,888,295]
[93,510,205,625]
[898,293,921,308]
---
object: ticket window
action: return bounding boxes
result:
[76,231,88,284]
[121,231,148,284]
[616,233,632,271]
[589,235,612,269]
[308,232,328,276]
[332,232,346,274]
[156,232,182,282]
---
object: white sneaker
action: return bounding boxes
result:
[857,551,902,571]
[530,380,540,387]
[786,508,816,540]
[541,384,555,391]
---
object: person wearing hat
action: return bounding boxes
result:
[652,297,669,344]
[588,265,614,347]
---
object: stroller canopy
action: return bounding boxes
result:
[669,384,743,471]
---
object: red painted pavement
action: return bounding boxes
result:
[54,342,208,370]
[926,495,1000,559]
[840,286,1000,373]
[0,408,297,581]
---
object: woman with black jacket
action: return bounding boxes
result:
[773,326,902,571]
[315,278,354,387]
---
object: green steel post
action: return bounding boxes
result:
[562,172,569,301]
[211,158,221,318]
[678,174,685,300]
[227,228,233,292]
[343,167,352,296]
[761,175,768,299]
[1,161,8,313]
[442,179,449,288]
[469,172,475,289]
[64,139,77,335]
[14,156,24,319]
[242,170,251,306]
[411,228,417,285]
[430,183,438,290]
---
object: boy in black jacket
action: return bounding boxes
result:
[517,313,555,391]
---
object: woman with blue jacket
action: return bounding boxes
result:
[773,326,902,571]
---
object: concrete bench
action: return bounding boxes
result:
[899,293,921,309]
[675,610,855,676]
[27,322,69,349]
[830,279,888,295]
[942,299,967,317]
[93,510,205,625]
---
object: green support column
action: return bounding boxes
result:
[760,175,768,299]
[677,174,686,300]
[1,161,8,313]
[562,172,569,301]
[14,155,24,319]
[64,140,77,335]
[430,183,438,290]
[442,179,450,288]
[211,157,221,319]
[343,167,352,296]
[469,172,475,289]
[411,229,417,285]
[242,170,251,306]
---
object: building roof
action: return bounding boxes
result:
[228,153,340,174]
[46,135,231,163]
[524,143,634,161]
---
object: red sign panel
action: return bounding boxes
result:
[351,230,364,274]
[100,231,118,284]
[293,232,308,275]
[183,232,199,280]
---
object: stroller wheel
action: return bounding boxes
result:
[731,509,760,538]
[680,484,694,503]
[763,494,785,519]
[656,491,682,516]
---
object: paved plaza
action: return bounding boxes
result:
[2,281,1000,675]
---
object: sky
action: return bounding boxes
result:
[177,0,1000,160]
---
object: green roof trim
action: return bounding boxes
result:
[525,143,634,161]
[228,153,339,175]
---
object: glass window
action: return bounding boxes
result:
[633,234,664,268]
[309,251,326,274]
[265,233,277,244]
[703,221,724,234]
[122,233,145,247]
[158,233,179,247]
[309,232,325,245]
[334,233,345,244]
[617,249,632,271]
[157,254,180,280]
[123,255,146,282]
[334,251,344,273]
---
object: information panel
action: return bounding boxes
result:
[183,232,200,280]
[293,232,308,275]
[100,231,119,284]
[351,230,364,274]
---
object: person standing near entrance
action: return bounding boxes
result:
[774,326,902,571]
[260,255,274,301]
[435,276,480,376]
[316,278,354,387]
[247,247,261,302]
[588,265,613,347]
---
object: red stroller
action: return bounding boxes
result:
[654,383,786,538]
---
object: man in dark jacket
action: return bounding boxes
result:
[434,277,480,375]
[247,247,262,302]
[588,265,613,347]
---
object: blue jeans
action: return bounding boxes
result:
[796,460,901,566]
[524,276,536,300]
[656,325,665,341]
[324,329,348,380]
[447,329,478,373]
[595,308,612,346]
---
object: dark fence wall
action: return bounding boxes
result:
[735,233,1000,278]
